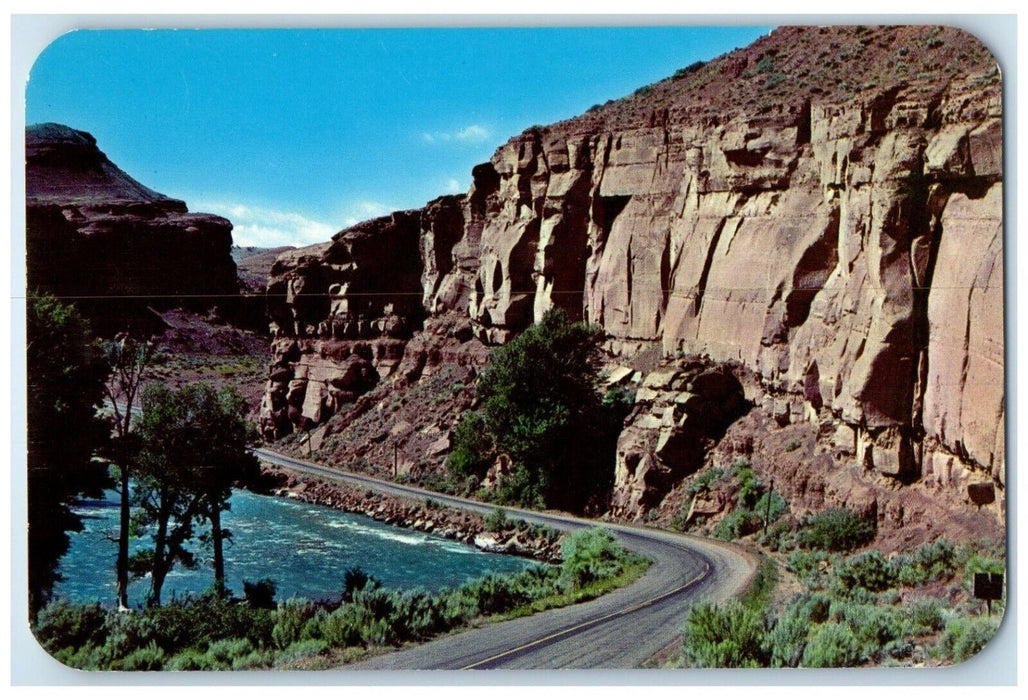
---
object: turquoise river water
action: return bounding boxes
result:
[54,489,535,607]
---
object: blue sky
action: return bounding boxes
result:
[26,26,772,247]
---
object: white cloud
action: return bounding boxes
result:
[421,123,492,145]
[445,178,462,193]
[456,124,490,142]
[193,199,336,248]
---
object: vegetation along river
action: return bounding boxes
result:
[55,489,536,607]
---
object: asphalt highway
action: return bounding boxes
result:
[254,447,758,670]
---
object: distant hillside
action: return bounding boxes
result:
[233,245,296,293]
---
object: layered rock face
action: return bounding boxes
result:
[260,197,476,439]
[26,123,239,333]
[263,26,1004,520]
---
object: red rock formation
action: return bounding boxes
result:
[260,198,469,438]
[26,123,240,333]
[262,26,1004,522]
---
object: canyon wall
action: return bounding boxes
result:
[261,25,1004,520]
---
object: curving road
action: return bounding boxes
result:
[255,447,757,670]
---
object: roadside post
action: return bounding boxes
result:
[974,572,1004,616]
[763,477,774,535]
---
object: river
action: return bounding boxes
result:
[54,489,536,607]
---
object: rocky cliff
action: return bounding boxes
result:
[261,25,1004,529]
[26,123,240,333]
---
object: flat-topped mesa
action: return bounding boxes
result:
[26,122,239,333]
[262,25,1004,522]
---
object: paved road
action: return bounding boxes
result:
[255,447,758,670]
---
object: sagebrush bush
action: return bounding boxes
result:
[726,457,751,475]
[829,602,904,660]
[715,508,762,541]
[687,467,725,495]
[797,508,875,552]
[275,638,329,666]
[754,492,789,526]
[146,594,273,651]
[97,609,161,666]
[165,647,212,671]
[459,573,529,614]
[272,598,320,650]
[895,539,957,586]
[792,591,831,624]
[768,605,811,668]
[908,599,946,633]
[320,602,369,648]
[206,637,255,669]
[681,601,770,667]
[787,550,830,588]
[735,468,764,509]
[485,507,512,532]
[801,622,862,667]
[389,588,446,641]
[834,550,897,592]
[960,552,1005,593]
[560,527,624,589]
[33,600,108,654]
[935,614,1000,663]
[757,519,793,551]
[231,647,276,670]
[118,640,167,671]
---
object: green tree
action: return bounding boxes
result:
[100,334,156,609]
[133,383,258,604]
[190,385,260,597]
[449,309,631,512]
[26,293,111,616]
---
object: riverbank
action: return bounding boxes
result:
[33,526,647,671]
[260,465,564,564]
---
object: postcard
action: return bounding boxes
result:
[19,20,1007,676]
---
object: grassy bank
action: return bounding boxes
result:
[33,527,649,671]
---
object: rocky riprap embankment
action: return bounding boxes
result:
[261,466,563,563]
[259,25,1004,532]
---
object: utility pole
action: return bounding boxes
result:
[763,477,775,534]
[393,443,398,477]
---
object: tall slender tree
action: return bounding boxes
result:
[101,334,156,609]
[189,385,258,597]
[133,383,257,604]
[26,293,111,617]
[132,384,203,606]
